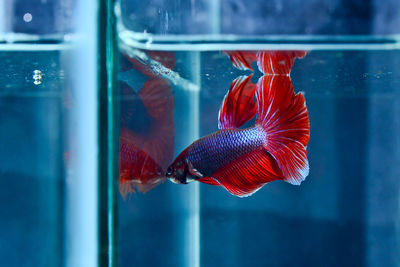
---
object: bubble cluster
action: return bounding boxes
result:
[33,70,42,85]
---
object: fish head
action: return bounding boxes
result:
[166,156,198,184]
[166,158,188,184]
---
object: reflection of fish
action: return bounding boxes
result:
[119,127,165,197]
[223,51,257,71]
[166,57,309,197]
[123,51,177,77]
[256,51,307,74]
[225,50,307,75]
[119,74,174,199]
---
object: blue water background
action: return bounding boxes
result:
[1,0,400,266]
[117,49,400,267]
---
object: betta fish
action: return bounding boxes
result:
[224,50,307,74]
[166,51,309,197]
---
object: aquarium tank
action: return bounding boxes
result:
[1,0,399,267]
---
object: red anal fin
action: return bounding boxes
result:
[255,75,310,185]
[224,51,257,71]
[256,51,308,75]
[211,149,283,197]
[218,75,257,129]
[197,177,220,186]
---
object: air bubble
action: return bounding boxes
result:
[33,70,42,85]
[23,13,32,22]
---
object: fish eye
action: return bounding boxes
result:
[166,166,173,176]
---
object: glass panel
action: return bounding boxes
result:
[116,0,400,35]
[114,1,400,267]
[0,1,98,266]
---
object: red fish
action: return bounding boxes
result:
[119,78,174,199]
[256,51,307,75]
[118,51,175,199]
[166,71,309,197]
[225,50,307,75]
[223,51,258,71]
[119,127,166,197]
[124,51,177,77]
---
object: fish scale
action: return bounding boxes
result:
[187,127,265,177]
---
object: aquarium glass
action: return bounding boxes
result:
[0,1,98,266]
[113,1,400,267]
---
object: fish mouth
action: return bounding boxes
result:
[166,166,173,177]
[167,176,196,184]
[165,169,183,184]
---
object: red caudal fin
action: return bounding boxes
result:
[210,149,283,197]
[255,75,310,185]
[218,75,257,129]
[256,51,307,75]
[223,51,257,71]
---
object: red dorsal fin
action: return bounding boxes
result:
[223,51,257,71]
[210,149,283,197]
[218,75,257,129]
[256,51,307,75]
[255,75,310,185]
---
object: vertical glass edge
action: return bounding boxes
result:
[98,0,119,266]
